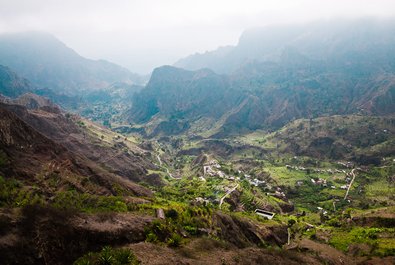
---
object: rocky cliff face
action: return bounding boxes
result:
[127,61,395,137]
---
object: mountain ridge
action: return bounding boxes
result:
[0,31,146,94]
[175,18,395,74]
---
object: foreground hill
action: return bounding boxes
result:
[0,94,157,263]
[0,32,145,94]
[0,94,156,196]
[15,93,156,182]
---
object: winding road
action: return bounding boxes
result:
[219,184,239,209]
[156,154,162,166]
[156,152,180,180]
[344,168,356,200]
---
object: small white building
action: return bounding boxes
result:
[255,209,275,220]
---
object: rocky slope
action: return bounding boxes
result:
[0,95,155,196]
[266,115,395,162]
[0,65,33,97]
[127,61,395,137]
[138,19,395,137]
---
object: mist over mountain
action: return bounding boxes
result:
[0,65,33,98]
[0,32,146,94]
[0,11,395,265]
[128,19,395,137]
[175,19,395,74]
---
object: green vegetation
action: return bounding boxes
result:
[329,227,395,256]
[365,180,395,202]
[0,176,44,207]
[143,203,213,247]
[52,191,130,212]
[0,177,138,213]
[74,246,140,265]
[1,98,394,263]
[144,220,183,247]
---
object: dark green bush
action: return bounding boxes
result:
[167,233,182,247]
[165,208,179,220]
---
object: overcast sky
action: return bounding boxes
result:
[1,0,395,74]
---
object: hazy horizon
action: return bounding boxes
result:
[1,0,395,74]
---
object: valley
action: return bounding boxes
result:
[0,18,394,265]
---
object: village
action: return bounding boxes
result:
[194,157,362,219]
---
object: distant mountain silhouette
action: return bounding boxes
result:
[0,32,145,94]
[175,18,395,74]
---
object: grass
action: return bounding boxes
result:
[265,166,308,187]
[376,238,395,256]
[329,227,395,256]
[365,180,395,202]
[0,176,143,213]
[0,176,44,207]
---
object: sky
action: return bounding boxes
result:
[1,0,395,74]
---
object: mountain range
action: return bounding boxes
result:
[175,18,395,74]
[0,32,146,95]
[129,19,395,137]
[0,18,394,265]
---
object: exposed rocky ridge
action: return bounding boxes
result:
[128,66,240,125]
[4,93,155,181]
[214,212,287,248]
[130,19,395,137]
[127,62,395,137]
[0,97,154,196]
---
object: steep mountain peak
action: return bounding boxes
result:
[149,65,193,83]
[0,31,78,58]
[0,31,144,93]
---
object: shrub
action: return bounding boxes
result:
[145,231,158,243]
[144,220,175,243]
[0,177,44,207]
[165,208,179,220]
[167,233,182,247]
[287,218,296,227]
[99,246,114,265]
[74,246,140,265]
[183,225,198,235]
[329,227,389,254]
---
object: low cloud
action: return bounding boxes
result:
[0,0,394,73]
